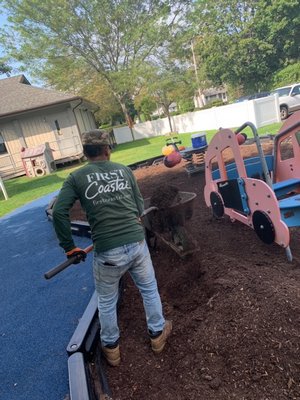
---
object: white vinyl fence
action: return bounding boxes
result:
[113,95,281,144]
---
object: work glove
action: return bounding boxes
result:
[66,247,87,264]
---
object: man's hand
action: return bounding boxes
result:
[66,247,87,264]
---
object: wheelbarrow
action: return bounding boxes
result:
[141,191,198,258]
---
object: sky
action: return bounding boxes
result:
[0,10,35,82]
[0,11,8,57]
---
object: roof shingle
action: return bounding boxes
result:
[0,74,81,118]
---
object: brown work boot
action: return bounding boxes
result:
[150,320,172,354]
[102,344,121,367]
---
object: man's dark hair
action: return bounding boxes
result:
[83,144,107,158]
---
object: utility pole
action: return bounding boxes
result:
[191,40,204,108]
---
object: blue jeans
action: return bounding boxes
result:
[93,239,165,346]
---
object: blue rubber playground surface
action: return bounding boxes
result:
[0,192,95,400]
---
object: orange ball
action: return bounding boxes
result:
[162,145,175,156]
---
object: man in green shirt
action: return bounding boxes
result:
[52,129,172,366]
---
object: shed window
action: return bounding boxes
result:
[0,133,7,155]
[54,120,62,135]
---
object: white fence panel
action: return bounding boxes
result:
[132,119,170,139]
[113,125,134,144]
[113,96,280,144]
[254,95,280,127]
[211,101,256,129]
[173,109,214,133]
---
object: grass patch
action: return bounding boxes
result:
[0,122,283,217]
[110,122,282,165]
[0,164,84,217]
[239,122,282,138]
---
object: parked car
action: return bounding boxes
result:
[235,91,270,103]
[270,83,300,119]
[235,95,250,103]
[248,91,271,100]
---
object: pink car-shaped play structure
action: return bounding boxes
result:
[204,111,300,261]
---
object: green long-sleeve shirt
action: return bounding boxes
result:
[52,160,145,252]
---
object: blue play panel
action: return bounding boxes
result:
[0,192,95,400]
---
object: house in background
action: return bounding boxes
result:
[0,75,98,179]
[150,87,228,119]
[151,102,178,118]
[194,86,228,108]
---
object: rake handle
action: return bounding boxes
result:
[44,245,93,280]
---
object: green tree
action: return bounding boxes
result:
[255,0,300,63]
[0,59,11,76]
[40,56,123,125]
[146,65,194,131]
[0,0,188,137]
[134,95,157,122]
[177,98,194,113]
[272,62,300,88]
[188,0,300,94]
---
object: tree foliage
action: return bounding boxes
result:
[41,56,123,124]
[144,64,194,130]
[272,62,300,88]
[134,94,157,122]
[0,0,299,118]
[0,59,11,76]
[0,0,188,128]
[188,0,300,94]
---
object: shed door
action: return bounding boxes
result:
[0,123,24,176]
[52,111,81,158]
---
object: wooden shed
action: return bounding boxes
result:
[0,75,98,179]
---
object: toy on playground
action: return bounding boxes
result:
[162,136,184,168]
[236,132,247,145]
[162,144,175,156]
[204,110,300,261]
[164,151,182,168]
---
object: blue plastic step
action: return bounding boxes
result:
[279,194,300,227]
[279,194,300,210]
[272,178,300,198]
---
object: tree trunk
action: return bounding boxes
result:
[191,40,205,108]
[119,100,135,141]
[167,112,173,132]
[162,104,173,132]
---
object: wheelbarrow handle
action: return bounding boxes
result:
[44,245,94,280]
[141,206,159,218]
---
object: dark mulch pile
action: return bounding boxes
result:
[150,184,179,209]
[103,144,300,400]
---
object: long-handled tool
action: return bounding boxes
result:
[44,245,93,280]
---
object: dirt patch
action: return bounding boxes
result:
[104,143,300,400]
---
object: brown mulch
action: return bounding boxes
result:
[101,141,300,400]
[149,184,179,209]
